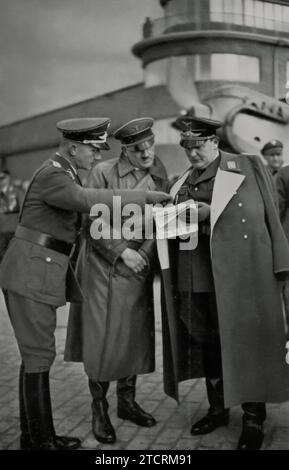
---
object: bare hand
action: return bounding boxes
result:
[120,248,147,274]
[146,191,172,205]
[197,202,210,222]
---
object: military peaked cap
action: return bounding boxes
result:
[173,116,223,149]
[56,117,111,150]
[113,118,155,151]
[261,139,283,154]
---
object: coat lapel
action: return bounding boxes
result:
[210,154,245,234]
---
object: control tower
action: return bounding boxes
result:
[133,0,289,156]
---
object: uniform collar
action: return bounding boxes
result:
[190,154,221,184]
[53,153,82,186]
[117,152,167,179]
[55,153,78,175]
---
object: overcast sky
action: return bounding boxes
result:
[0,0,163,126]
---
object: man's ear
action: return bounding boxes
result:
[212,137,219,149]
[69,143,77,156]
[122,145,127,156]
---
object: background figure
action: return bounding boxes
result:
[276,166,289,337]
[0,170,24,263]
[161,116,289,451]
[65,118,168,444]
[261,140,284,181]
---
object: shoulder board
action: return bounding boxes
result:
[225,159,241,172]
[52,161,62,168]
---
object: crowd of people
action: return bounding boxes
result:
[0,115,289,451]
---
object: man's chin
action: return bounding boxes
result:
[140,161,154,169]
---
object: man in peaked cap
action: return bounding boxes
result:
[65,117,169,444]
[160,116,289,450]
[0,117,171,450]
[261,139,284,179]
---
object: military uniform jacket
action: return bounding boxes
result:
[0,155,148,307]
[161,152,289,407]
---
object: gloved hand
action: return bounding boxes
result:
[197,202,210,222]
[146,191,172,205]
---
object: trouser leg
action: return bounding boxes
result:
[202,341,226,415]
[117,375,156,427]
[5,291,56,372]
[4,291,80,450]
[88,379,116,444]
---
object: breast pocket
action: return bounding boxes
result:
[26,244,68,297]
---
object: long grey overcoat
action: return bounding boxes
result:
[65,154,168,381]
[161,153,289,407]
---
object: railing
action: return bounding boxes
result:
[142,12,289,39]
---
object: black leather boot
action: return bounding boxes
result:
[191,377,229,435]
[88,380,116,444]
[19,364,32,450]
[117,375,156,427]
[237,402,266,450]
[191,340,229,436]
[23,371,81,450]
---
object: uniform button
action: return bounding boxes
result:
[46,257,52,263]
[242,218,246,223]
[194,187,199,191]
[238,202,243,207]
[244,235,248,239]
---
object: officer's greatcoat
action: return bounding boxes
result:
[161,152,289,408]
[65,153,168,381]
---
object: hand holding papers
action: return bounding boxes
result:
[153,199,198,240]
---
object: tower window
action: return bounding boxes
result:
[210,0,289,32]
[194,54,260,83]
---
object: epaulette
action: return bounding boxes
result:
[65,168,76,182]
[52,161,62,169]
[225,159,241,173]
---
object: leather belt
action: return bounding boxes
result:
[15,226,73,256]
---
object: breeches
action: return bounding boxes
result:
[4,290,56,372]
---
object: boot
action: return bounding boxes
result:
[191,341,229,436]
[191,378,229,435]
[117,375,156,427]
[237,402,266,450]
[19,363,32,450]
[88,380,116,444]
[23,370,81,450]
